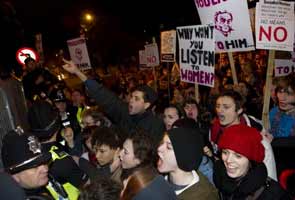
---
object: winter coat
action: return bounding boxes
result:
[213,160,291,200]
[176,171,219,200]
[210,114,277,181]
[133,175,177,200]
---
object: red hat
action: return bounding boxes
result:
[218,124,265,163]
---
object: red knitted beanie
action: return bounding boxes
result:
[218,124,265,163]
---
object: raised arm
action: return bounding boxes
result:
[62,59,88,82]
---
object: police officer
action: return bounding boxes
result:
[49,88,82,156]
[27,100,89,199]
[1,128,53,199]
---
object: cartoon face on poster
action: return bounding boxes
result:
[195,0,255,53]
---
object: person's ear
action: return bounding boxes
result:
[134,157,141,166]
[144,102,151,110]
[237,108,243,115]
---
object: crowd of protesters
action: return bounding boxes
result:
[0,48,295,200]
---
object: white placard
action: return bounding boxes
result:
[275,59,295,76]
[177,24,215,87]
[139,50,147,66]
[67,37,91,71]
[145,43,160,67]
[255,0,295,51]
[195,0,255,52]
[161,30,176,62]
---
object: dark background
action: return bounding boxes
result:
[1,0,277,73]
[0,0,199,73]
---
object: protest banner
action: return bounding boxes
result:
[161,30,176,62]
[256,0,294,51]
[67,37,91,71]
[195,0,254,52]
[177,24,215,87]
[275,59,295,77]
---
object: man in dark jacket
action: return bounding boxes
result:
[22,57,58,102]
[62,59,165,144]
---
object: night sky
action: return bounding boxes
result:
[1,0,293,72]
[0,0,200,71]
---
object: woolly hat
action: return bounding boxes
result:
[168,127,204,172]
[27,100,61,141]
[218,124,265,163]
[136,85,158,105]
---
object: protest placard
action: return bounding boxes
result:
[67,37,91,71]
[145,43,160,67]
[177,24,215,87]
[161,30,176,62]
[195,0,254,52]
[256,0,294,51]
[275,59,295,76]
[139,50,147,65]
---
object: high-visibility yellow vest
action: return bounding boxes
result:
[46,146,80,200]
[76,107,84,126]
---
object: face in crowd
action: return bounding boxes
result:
[54,101,67,113]
[119,139,141,169]
[163,107,180,130]
[157,134,178,173]
[277,87,295,112]
[184,103,198,121]
[14,164,49,189]
[216,96,242,127]
[128,91,150,115]
[221,149,250,179]
[94,144,120,167]
[71,90,84,106]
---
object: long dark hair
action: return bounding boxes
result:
[120,166,158,200]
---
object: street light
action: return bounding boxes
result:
[80,10,96,32]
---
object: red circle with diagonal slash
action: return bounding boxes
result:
[16,47,40,65]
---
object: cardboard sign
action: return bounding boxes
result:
[256,0,294,51]
[161,30,176,62]
[139,50,147,66]
[145,43,160,67]
[177,24,215,87]
[275,59,295,76]
[195,0,254,52]
[67,37,91,71]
